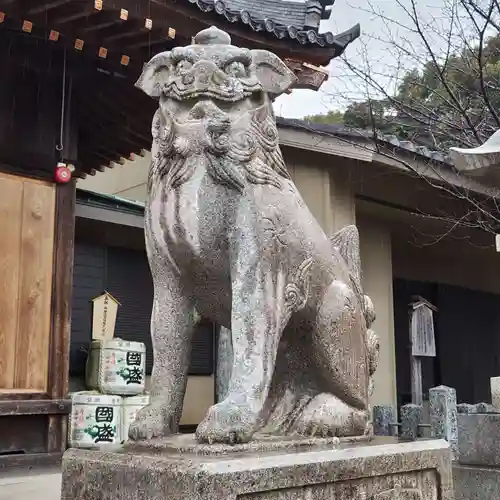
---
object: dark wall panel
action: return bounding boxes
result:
[70,241,105,375]
[394,278,500,405]
[70,239,214,376]
[436,284,500,404]
[105,246,154,373]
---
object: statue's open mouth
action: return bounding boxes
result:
[173,92,266,128]
[163,76,263,105]
[186,97,235,117]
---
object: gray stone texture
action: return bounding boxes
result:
[491,376,500,410]
[457,413,500,466]
[372,405,395,436]
[457,403,478,414]
[454,464,500,500]
[130,26,379,445]
[61,437,454,500]
[429,385,458,460]
[215,325,233,402]
[400,404,423,440]
[475,402,495,413]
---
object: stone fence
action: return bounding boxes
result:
[374,380,500,500]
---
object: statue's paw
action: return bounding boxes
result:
[292,393,368,438]
[128,403,173,441]
[195,401,257,445]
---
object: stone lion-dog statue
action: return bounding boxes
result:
[129,26,379,444]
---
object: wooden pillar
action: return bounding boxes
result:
[47,181,76,454]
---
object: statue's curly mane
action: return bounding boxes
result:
[147,103,290,194]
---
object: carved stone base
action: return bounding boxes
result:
[453,464,500,500]
[61,436,454,500]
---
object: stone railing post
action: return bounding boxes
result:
[400,404,423,440]
[429,385,458,460]
[372,405,396,436]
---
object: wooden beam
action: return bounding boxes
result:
[79,138,124,164]
[79,106,150,151]
[126,28,175,49]
[0,452,63,470]
[78,152,113,174]
[82,15,122,33]
[46,180,76,453]
[0,399,71,416]
[0,390,48,401]
[77,101,146,158]
[27,0,73,16]
[100,78,156,127]
[284,59,329,91]
[78,94,152,147]
[93,151,114,164]
[51,7,97,25]
[77,11,129,36]
[104,29,149,44]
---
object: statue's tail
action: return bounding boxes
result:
[330,225,373,326]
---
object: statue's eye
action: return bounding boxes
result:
[224,61,246,77]
[175,60,193,75]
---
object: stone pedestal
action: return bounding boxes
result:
[454,413,500,499]
[454,465,500,500]
[61,435,454,500]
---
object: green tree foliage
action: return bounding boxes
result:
[308,33,500,150]
[341,0,500,152]
[304,110,345,125]
[307,1,500,152]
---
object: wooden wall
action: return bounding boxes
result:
[0,173,75,466]
[0,172,56,393]
[0,30,77,467]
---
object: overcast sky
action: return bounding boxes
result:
[274,0,452,118]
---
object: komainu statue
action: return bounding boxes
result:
[129,26,379,444]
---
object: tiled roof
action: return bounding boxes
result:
[185,0,361,52]
[222,0,309,28]
[277,117,453,166]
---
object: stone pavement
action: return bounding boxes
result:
[0,468,61,500]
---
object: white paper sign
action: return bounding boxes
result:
[92,292,120,341]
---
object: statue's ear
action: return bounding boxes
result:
[251,49,297,96]
[135,52,172,98]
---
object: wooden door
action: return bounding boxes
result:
[0,171,75,464]
[0,172,55,393]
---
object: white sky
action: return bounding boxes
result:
[274,0,461,118]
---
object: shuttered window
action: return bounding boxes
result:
[105,246,155,372]
[70,241,214,376]
[70,242,105,375]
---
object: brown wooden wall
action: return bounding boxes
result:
[0,30,76,467]
[0,173,75,466]
[0,172,56,393]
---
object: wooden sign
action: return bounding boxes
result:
[410,298,437,357]
[92,292,120,341]
[409,296,437,405]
